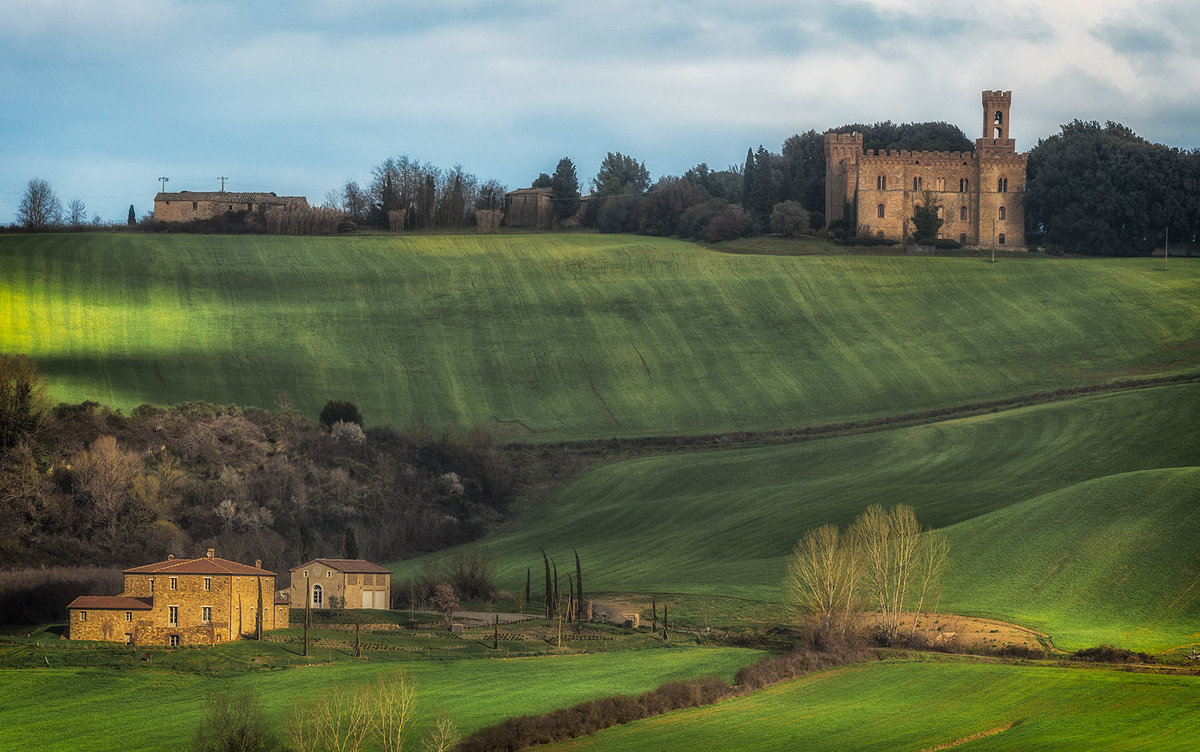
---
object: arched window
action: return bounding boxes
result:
[998,176,1008,193]
[994,111,1003,125]
[936,177,945,192]
[312,584,323,607]
[913,176,923,191]
[877,204,885,218]
[877,175,886,190]
[959,177,969,192]
[936,206,944,219]
[998,233,1006,245]
[960,205,967,221]
[998,206,1006,220]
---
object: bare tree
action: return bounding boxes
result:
[785,523,862,643]
[421,714,460,752]
[851,505,923,644]
[373,672,417,752]
[67,199,87,226]
[909,529,950,639]
[430,582,458,629]
[193,689,284,752]
[17,178,62,229]
[286,684,372,752]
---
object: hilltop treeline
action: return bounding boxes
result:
[0,358,519,573]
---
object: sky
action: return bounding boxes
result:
[2,0,1197,224]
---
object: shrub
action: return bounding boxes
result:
[933,238,962,250]
[1072,645,1155,664]
[192,689,284,752]
[319,400,363,428]
[704,204,747,242]
[769,200,809,237]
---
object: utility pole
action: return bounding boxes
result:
[219,176,229,192]
[158,176,169,193]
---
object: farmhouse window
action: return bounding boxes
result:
[349,574,358,585]
[125,611,132,622]
[170,635,180,647]
[192,201,198,210]
[960,206,967,221]
[201,607,212,624]
[150,579,155,593]
[313,584,323,607]
[327,571,332,578]
[998,206,1006,220]
[124,633,132,644]
[169,606,178,626]
[204,577,211,591]
[877,204,885,218]
[170,577,177,590]
[303,570,308,578]
[80,611,87,621]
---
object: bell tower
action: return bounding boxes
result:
[982,90,1012,141]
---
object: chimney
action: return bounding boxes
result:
[167,554,175,560]
[255,559,262,569]
[206,548,215,559]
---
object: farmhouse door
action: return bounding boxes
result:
[376,590,388,609]
[362,591,372,609]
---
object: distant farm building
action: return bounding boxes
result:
[153,190,308,222]
[504,187,554,229]
[66,549,288,646]
[290,559,392,610]
[825,90,1027,248]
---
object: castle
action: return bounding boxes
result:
[825,91,1026,247]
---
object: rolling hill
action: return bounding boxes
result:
[2,232,1197,442]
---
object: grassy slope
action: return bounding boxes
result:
[540,658,1200,751]
[3,233,1197,441]
[941,467,1200,651]
[0,646,758,752]
[397,385,1199,623]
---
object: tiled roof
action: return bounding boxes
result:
[67,595,152,610]
[290,558,391,574]
[125,556,274,576]
[153,191,307,205]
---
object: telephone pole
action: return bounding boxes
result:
[219,176,229,192]
[158,176,169,193]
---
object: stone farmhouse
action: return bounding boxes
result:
[504,187,554,229]
[153,190,308,222]
[290,559,392,610]
[825,90,1026,248]
[66,549,288,646]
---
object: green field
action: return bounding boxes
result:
[3,233,1197,441]
[0,644,759,752]
[397,384,1200,649]
[540,657,1200,751]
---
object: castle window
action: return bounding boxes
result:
[936,206,944,219]
[877,231,885,238]
[204,577,211,591]
[936,177,945,191]
[998,177,1008,193]
[994,111,1003,125]
[959,178,969,192]
[201,606,212,624]
[169,605,178,626]
[877,204,885,218]
[998,233,1006,245]
[960,205,967,221]
[170,635,180,647]
[876,175,886,190]
[999,206,1007,220]
[913,176,923,191]
[125,611,132,622]
[313,584,323,608]
[959,233,968,244]
[170,577,177,590]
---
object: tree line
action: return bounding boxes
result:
[11,118,1197,254]
[0,354,521,574]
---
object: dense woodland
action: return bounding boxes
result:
[0,356,520,575]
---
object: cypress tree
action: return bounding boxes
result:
[574,549,584,621]
[127,204,136,225]
[540,548,552,619]
[740,149,754,208]
[525,567,531,609]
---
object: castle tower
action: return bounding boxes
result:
[982,90,1012,141]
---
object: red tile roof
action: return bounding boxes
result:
[290,558,391,574]
[124,556,274,576]
[67,595,152,611]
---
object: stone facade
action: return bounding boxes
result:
[504,188,554,229]
[67,549,288,646]
[153,191,308,223]
[289,559,391,611]
[825,91,1026,248]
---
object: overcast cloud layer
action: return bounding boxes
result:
[1,0,1196,223]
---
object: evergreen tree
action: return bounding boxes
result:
[127,204,136,226]
[574,549,584,619]
[740,149,755,213]
[550,157,581,221]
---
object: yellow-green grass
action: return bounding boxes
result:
[394,385,1200,648]
[3,233,1197,441]
[940,467,1200,652]
[539,657,1200,751]
[0,645,759,752]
